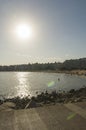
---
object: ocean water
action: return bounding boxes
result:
[0,72,86,98]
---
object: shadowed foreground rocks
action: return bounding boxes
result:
[0,87,86,109]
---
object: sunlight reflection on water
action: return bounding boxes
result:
[16,72,30,98]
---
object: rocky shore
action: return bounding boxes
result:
[0,86,86,110]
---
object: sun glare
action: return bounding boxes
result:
[15,23,32,40]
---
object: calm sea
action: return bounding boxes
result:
[0,72,86,99]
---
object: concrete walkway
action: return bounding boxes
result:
[0,102,86,130]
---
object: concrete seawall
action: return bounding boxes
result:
[0,102,86,130]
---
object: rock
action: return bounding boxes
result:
[25,97,38,109]
[74,98,82,102]
[69,89,75,93]
[0,102,16,111]
[0,100,3,105]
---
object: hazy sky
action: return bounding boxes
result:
[0,0,86,65]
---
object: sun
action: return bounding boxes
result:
[15,23,32,40]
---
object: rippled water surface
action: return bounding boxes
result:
[0,72,86,98]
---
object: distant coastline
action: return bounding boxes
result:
[0,70,86,77]
[0,58,86,72]
[50,70,86,76]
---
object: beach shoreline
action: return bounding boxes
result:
[40,69,86,76]
[57,70,86,76]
